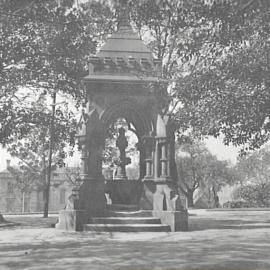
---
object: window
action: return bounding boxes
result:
[6,198,15,212]
[7,183,14,194]
[60,189,66,204]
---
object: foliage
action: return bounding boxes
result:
[1,1,270,212]
[236,146,270,184]
[1,0,269,147]
[176,139,235,207]
[2,0,269,151]
[0,0,37,144]
[6,93,77,191]
[172,0,270,151]
[233,183,270,208]
[117,0,270,151]
[0,0,114,145]
[7,165,41,194]
[0,0,115,215]
[222,200,251,209]
[64,166,81,185]
[232,146,270,207]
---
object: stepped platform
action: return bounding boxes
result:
[84,223,170,232]
[56,204,188,232]
[84,204,172,232]
[107,204,139,211]
[92,217,161,224]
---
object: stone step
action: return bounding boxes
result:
[108,210,153,217]
[84,224,171,232]
[107,204,139,211]
[91,217,161,224]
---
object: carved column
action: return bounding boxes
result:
[154,140,159,178]
[167,145,171,177]
[142,133,155,179]
[153,137,172,180]
[76,108,107,217]
[80,144,89,180]
[160,143,167,178]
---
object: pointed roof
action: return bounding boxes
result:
[97,23,153,60]
[83,16,162,86]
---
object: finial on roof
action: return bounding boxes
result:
[117,0,130,29]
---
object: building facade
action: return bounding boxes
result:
[0,160,74,213]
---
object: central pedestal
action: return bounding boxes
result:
[105,179,143,205]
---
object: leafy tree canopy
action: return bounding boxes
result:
[1,0,270,151]
[176,138,235,207]
[232,146,270,207]
[0,0,114,144]
[124,0,270,151]
[6,94,77,176]
[236,145,270,184]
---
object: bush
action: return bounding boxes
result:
[223,200,251,208]
[232,183,270,208]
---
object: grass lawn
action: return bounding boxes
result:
[1,210,270,270]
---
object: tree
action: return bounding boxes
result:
[0,0,40,144]
[0,0,114,144]
[7,165,42,212]
[1,0,114,216]
[234,146,270,207]
[200,156,235,208]
[234,184,270,208]
[2,0,269,214]
[176,140,208,207]
[6,93,77,216]
[118,0,270,151]
[172,0,270,151]
[176,139,234,207]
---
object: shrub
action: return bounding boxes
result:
[233,183,270,208]
[223,200,251,208]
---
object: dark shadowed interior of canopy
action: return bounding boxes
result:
[102,118,140,181]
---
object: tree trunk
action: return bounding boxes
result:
[187,189,194,208]
[22,192,25,213]
[43,177,49,218]
[212,186,220,208]
[43,91,56,218]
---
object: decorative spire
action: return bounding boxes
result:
[117,0,130,29]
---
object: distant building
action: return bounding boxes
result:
[0,160,74,213]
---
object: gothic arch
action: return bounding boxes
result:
[100,100,153,138]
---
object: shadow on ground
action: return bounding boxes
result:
[1,216,58,230]
[189,217,270,231]
[1,231,270,270]
[188,210,270,231]
[3,211,270,232]
[1,211,270,269]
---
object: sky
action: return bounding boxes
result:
[205,137,239,164]
[0,136,239,172]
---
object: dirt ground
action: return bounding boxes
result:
[1,209,270,270]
